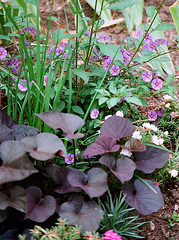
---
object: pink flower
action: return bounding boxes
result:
[90,109,99,119]
[18,79,28,91]
[103,230,122,240]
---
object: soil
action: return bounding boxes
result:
[0,0,178,239]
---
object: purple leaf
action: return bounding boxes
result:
[0,124,13,143]
[100,115,136,140]
[122,179,164,215]
[99,155,136,183]
[12,125,39,140]
[134,145,169,173]
[0,140,26,164]
[59,195,104,233]
[0,110,17,128]
[21,133,67,160]
[25,186,56,222]
[0,186,26,213]
[0,155,38,185]
[83,135,120,156]
[53,167,82,194]
[67,168,108,198]
[35,110,85,139]
[124,138,146,152]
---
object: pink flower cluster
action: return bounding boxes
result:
[103,230,122,240]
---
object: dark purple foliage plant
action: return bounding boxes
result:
[0,109,169,234]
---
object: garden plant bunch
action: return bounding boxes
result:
[0,0,178,239]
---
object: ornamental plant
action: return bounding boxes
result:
[0,109,170,236]
[0,0,178,134]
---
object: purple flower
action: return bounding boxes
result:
[143,33,152,42]
[56,47,64,55]
[90,109,99,119]
[99,35,110,41]
[0,47,7,59]
[18,79,28,91]
[142,70,152,82]
[102,55,112,63]
[157,110,164,117]
[148,110,157,121]
[122,53,131,64]
[151,78,163,90]
[11,67,20,74]
[133,29,142,39]
[85,30,90,37]
[154,38,167,46]
[24,39,30,48]
[103,58,112,70]
[84,155,91,159]
[43,75,48,86]
[143,42,156,51]
[6,59,11,67]
[65,154,74,164]
[110,65,120,76]
[11,58,19,67]
[89,56,98,63]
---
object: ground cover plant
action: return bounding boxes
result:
[0,0,178,239]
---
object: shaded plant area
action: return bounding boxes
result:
[0,109,170,239]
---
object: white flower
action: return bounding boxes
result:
[120,149,132,157]
[152,135,160,145]
[142,122,151,129]
[148,124,158,132]
[116,111,124,117]
[132,130,142,140]
[158,138,164,145]
[142,123,158,132]
[164,131,169,136]
[165,103,170,109]
[105,115,112,120]
[163,95,173,101]
[170,169,178,178]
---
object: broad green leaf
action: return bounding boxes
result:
[154,24,175,31]
[109,82,117,94]
[107,97,120,109]
[0,34,11,40]
[146,5,156,19]
[108,0,138,10]
[169,1,179,34]
[99,97,108,105]
[73,68,90,83]
[125,96,147,106]
[98,43,123,61]
[72,106,84,115]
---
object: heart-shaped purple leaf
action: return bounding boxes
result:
[0,186,26,212]
[53,167,82,194]
[0,155,38,185]
[134,145,169,173]
[0,140,26,164]
[12,124,39,140]
[0,110,17,128]
[122,179,164,215]
[100,115,136,140]
[59,196,104,233]
[35,110,85,139]
[0,124,13,143]
[99,155,136,183]
[124,138,146,152]
[83,135,120,156]
[25,186,56,222]
[21,133,67,160]
[67,168,108,198]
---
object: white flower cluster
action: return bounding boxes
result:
[105,111,124,120]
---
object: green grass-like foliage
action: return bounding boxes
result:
[98,190,147,239]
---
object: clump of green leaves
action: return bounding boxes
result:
[166,211,179,228]
[18,218,101,240]
[98,190,146,239]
